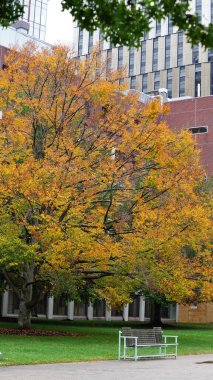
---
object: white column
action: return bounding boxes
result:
[67,301,74,320]
[46,296,54,319]
[139,296,145,321]
[1,290,9,317]
[175,304,179,322]
[105,302,111,321]
[123,304,129,321]
[87,302,93,320]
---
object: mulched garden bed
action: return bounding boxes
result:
[0,328,82,337]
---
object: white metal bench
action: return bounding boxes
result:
[118,327,178,360]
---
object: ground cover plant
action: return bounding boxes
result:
[0,320,212,366]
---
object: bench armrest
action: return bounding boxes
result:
[162,335,178,344]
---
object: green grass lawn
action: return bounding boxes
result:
[0,320,212,366]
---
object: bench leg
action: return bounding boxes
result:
[134,345,138,361]
[124,337,126,360]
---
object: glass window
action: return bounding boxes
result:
[107,49,112,73]
[179,66,185,97]
[129,47,135,76]
[192,44,199,64]
[130,76,136,89]
[34,3,41,24]
[195,0,202,21]
[195,64,201,97]
[88,33,93,53]
[167,68,172,98]
[30,3,35,22]
[208,49,213,62]
[99,31,104,51]
[40,4,47,26]
[168,16,173,34]
[177,32,183,66]
[142,73,148,93]
[156,20,161,37]
[129,296,140,318]
[141,41,146,74]
[118,46,123,69]
[78,29,83,56]
[153,38,158,71]
[154,71,160,91]
[211,0,213,23]
[188,126,208,134]
[165,35,170,69]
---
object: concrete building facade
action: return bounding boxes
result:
[73,0,213,99]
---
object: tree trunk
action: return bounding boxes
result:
[18,298,31,329]
[17,263,34,329]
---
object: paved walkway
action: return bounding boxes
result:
[0,355,213,380]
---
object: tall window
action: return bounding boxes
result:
[154,71,160,91]
[130,76,136,89]
[153,38,158,71]
[167,69,172,98]
[141,41,146,74]
[99,31,104,51]
[208,49,213,62]
[211,0,213,22]
[177,32,183,66]
[142,74,148,93]
[78,29,83,56]
[195,0,202,21]
[179,66,185,97]
[165,35,170,69]
[22,0,48,39]
[156,20,161,37]
[118,46,123,69]
[192,44,199,64]
[129,47,135,76]
[195,64,201,97]
[168,16,173,34]
[88,33,93,53]
[107,49,112,73]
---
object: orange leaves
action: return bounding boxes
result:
[0,43,212,309]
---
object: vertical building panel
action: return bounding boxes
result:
[158,36,165,70]
[111,47,118,71]
[172,67,179,98]
[199,45,208,63]
[183,35,192,65]
[82,30,89,55]
[136,74,142,91]
[123,46,129,77]
[147,72,154,93]
[146,39,153,73]
[185,65,195,97]
[201,62,211,96]
[170,34,177,68]
[135,47,141,76]
[160,70,167,89]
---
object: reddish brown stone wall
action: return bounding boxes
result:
[179,303,213,323]
[165,96,213,176]
[0,45,9,69]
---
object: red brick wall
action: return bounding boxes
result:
[165,96,213,176]
[0,45,9,69]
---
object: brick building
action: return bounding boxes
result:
[166,96,213,176]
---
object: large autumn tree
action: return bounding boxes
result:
[0,44,212,328]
